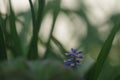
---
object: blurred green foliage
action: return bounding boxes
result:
[0,0,120,80]
[0,59,80,80]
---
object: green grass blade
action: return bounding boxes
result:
[52,36,67,56]
[44,0,61,58]
[27,0,38,59]
[9,1,23,57]
[27,0,45,60]
[114,75,120,80]
[36,0,45,30]
[29,0,36,29]
[0,15,7,61]
[89,21,120,80]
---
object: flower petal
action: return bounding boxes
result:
[66,53,74,57]
[78,56,84,58]
[71,48,77,53]
[77,51,83,54]
[76,60,80,63]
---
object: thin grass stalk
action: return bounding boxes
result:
[44,0,60,58]
[29,0,36,28]
[9,0,23,57]
[89,20,120,80]
[27,0,45,59]
[27,0,38,59]
[0,15,7,61]
[52,36,67,56]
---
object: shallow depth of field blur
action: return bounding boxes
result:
[0,0,120,80]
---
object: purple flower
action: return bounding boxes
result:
[64,48,83,68]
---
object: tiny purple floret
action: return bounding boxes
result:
[64,48,83,68]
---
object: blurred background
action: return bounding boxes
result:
[0,0,120,80]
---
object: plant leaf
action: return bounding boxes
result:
[44,0,61,58]
[89,20,120,80]
[27,0,45,60]
[8,1,24,57]
[0,15,7,61]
